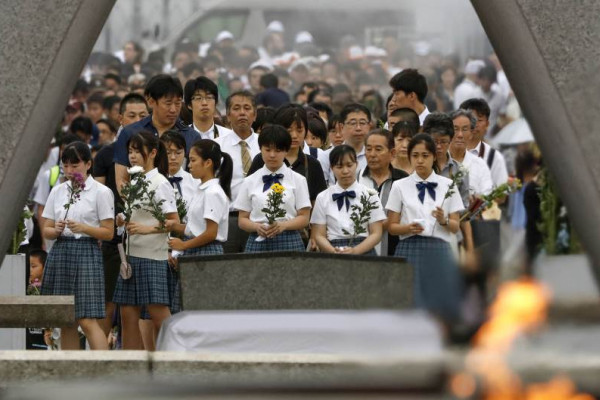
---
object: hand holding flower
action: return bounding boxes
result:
[264,221,287,238]
[54,220,66,235]
[66,220,86,233]
[126,222,155,235]
[168,237,186,251]
[432,206,446,224]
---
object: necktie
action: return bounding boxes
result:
[416,181,438,204]
[168,176,183,195]
[240,141,251,176]
[332,190,356,211]
[262,173,284,192]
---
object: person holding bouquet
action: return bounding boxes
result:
[234,125,311,253]
[113,131,178,350]
[41,142,115,350]
[386,134,464,323]
[311,145,386,255]
[168,139,233,255]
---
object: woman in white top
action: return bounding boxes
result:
[168,139,233,255]
[234,125,311,253]
[113,131,179,350]
[41,142,115,350]
[311,145,385,255]
[386,134,464,323]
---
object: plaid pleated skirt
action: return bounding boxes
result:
[330,238,377,256]
[41,237,105,320]
[244,231,305,253]
[394,235,462,322]
[113,255,170,306]
[183,240,224,256]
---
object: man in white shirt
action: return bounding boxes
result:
[460,98,509,189]
[215,90,260,253]
[472,65,508,138]
[449,109,493,197]
[184,76,233,140]
[388,68,430,126]
[453,59,485,110]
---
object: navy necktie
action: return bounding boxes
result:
[332,190,356,211]
[262,173,284,192]
[168,176,183,195]
[416,181,437,203]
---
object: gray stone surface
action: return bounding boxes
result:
[0,296,74,327]
[0,351,150,386]
[0,1,115,267]
[470,1,600,283]
[179,252,413,310]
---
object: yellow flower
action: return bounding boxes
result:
[271,183,285,194]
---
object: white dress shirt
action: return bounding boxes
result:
[233,164,311,224]
[169,168,200,206]
[42,175,114,237]
[185,178,230,242]
[386,172,464,244]
[459,151,493,196]
[419,107,431,126]
[453,78,480,109]
[321,144,367,187]
[192,122,234,140]
[468,141,509,188]
[215,132,260,206]
[310,181,386,241]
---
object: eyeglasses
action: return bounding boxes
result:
[344,120,369,128]
[191,95,216,102]
[434,139,451,146]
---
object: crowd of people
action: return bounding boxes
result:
[23,24,541,350]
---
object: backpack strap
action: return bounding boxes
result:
[487,148,496,169]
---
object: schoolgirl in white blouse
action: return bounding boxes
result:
[234,125,311,252]
[113,131,179,350]
[386,133,464,323]
[41,141,114,350]
[311,145,385,255]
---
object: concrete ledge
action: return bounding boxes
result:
[0,296,75,327]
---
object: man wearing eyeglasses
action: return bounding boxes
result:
[184,76,233,140]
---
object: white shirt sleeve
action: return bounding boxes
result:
[476,158,494,195]
[233,178,252,212]
[491,151,509,187]
[96,186,115,221]
[385,182,403,213]
[368,194,387,223]
[33,171,51,206]
[41,186,58,220]
[294,175,312,210]
[203,189,228,223]
[310,192,328,225]
[447,186,465,215]
[156,181,178,214]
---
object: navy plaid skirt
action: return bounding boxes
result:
[113,255,170,306]
[244,231,305,253]
[394,235,462,322]
[41,237,105,320]
[330,238,377,256]
[183,241,224,256]
[167,262,180,315]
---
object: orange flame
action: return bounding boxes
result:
[451,278,595,400]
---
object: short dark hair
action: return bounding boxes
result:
[308,102,333,121]
[407,133,436,161]
[159,129,186,150]
[181,62,204,78]
[478,65,497,83]
[390,107,420,131]
[102,95,121,111]
[307,88,332,104]
[252,106,276,132]
[225,90,256,112]
[29,249,47,265]
[272,104,307,132]
[392,121,418,140]
[260,73,278,89]
[59,133,82,147]
[104,72,122,85]
[144,74,183,101]
[184,76,219,105]
[86,91,104,105]
[258,124,292,152]
[307,116,328,144]
[366,128,394,150]
[389,68,428,103]
[119,93,148,114]
[340,103,371,123]
[61,141,92,166]
[460,98,491,119]
[96,118,118,134]
[422,112,454,138]
[330,144,357,166]
[70,116,93,136]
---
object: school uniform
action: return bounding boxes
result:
[41,176,115,320]
[192,122,234,140]
[386,171,465,322]
[310,181,386,255]
[234,164,311,253]
[113,168,177,308]
[320,144,367,186]
[183,178,230,256]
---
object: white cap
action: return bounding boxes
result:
[465,59,485,75]
[295,31,313,44]
[248,60,273,71]
[215,30,234,43]
[267,20,284,33]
